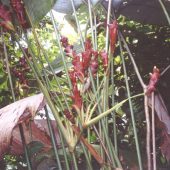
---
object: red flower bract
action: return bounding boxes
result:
[100,50,108,71]
[69,70,77,87]
[64,109,75,124]
[71,85,82,111]
[85,38,92,51]
[146,66,160,95]
[10,0,29,29]
[72,55,84,82]
[108,20,118,53]
[0,3,14,31]
[82,50,92,71]
[90,59,98,76]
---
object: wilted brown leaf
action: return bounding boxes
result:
[158,128,170,161]
[10,119,60,156]
[0,93,45,159]
[148,93,170,134]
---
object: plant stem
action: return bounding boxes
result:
[80,142,93,170]
[50,11,72,89]
[119,32,146,89]
[17,41,73,149]
[152,93,156,170]
[119,37,143,170]
[93,125,112,165]
[84,93,144,127]
[158,0,170,25]
[3,35,15,101]
[72,152,79,170]
[144,90,151,170]
[105,0,112,52]
[3,34,32,170]
[45,106,62,170]
[58,129,70,170]
[111,53,117,154]
[70,0,85,49]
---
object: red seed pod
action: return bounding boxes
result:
[0,3,15,31]
[10,0,29,29]
[146,66,160,95]
[100,50,108,71]
[108,20,118,53]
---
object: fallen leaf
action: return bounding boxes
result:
[10,119,60,156]
[0,93,45,159]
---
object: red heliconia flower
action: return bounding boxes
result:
[10,0,29,29]
[108,20,118,53]
[72,55,84,82]
[60,36,69,48]
[85,38,92,51]
[71,85,82,111]
[146,66,160,95]
[64,109,75,124]
[82,50,92,71]
[0,3,15,31]
[100,50,108,71]
[69,70,77,86]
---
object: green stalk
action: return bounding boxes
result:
[89,70,116,166]
[45,106,62,170]
[72,152,79,170]
[119,37,143,170]
[80,142,93,170]
[144,90,151,170]
[105,0,112,52]
[23,34,47,86]
[70,0,85,48]
[3,35,16,101]
[28,26,71,112]
[3,35,32,170]
[158,0,170,25]
[152,93,156,170]
[50,11,72,89]
[87,0,95,48]
[17,41,74,149]
[93,125,113,166]
[111,54,117,154]
[25,9,72,112]
[119,32,145,88]
[109,139,122,168]
[58,129,70,170]
[84,93,144,127]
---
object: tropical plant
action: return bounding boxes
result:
[0,0,170,170]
